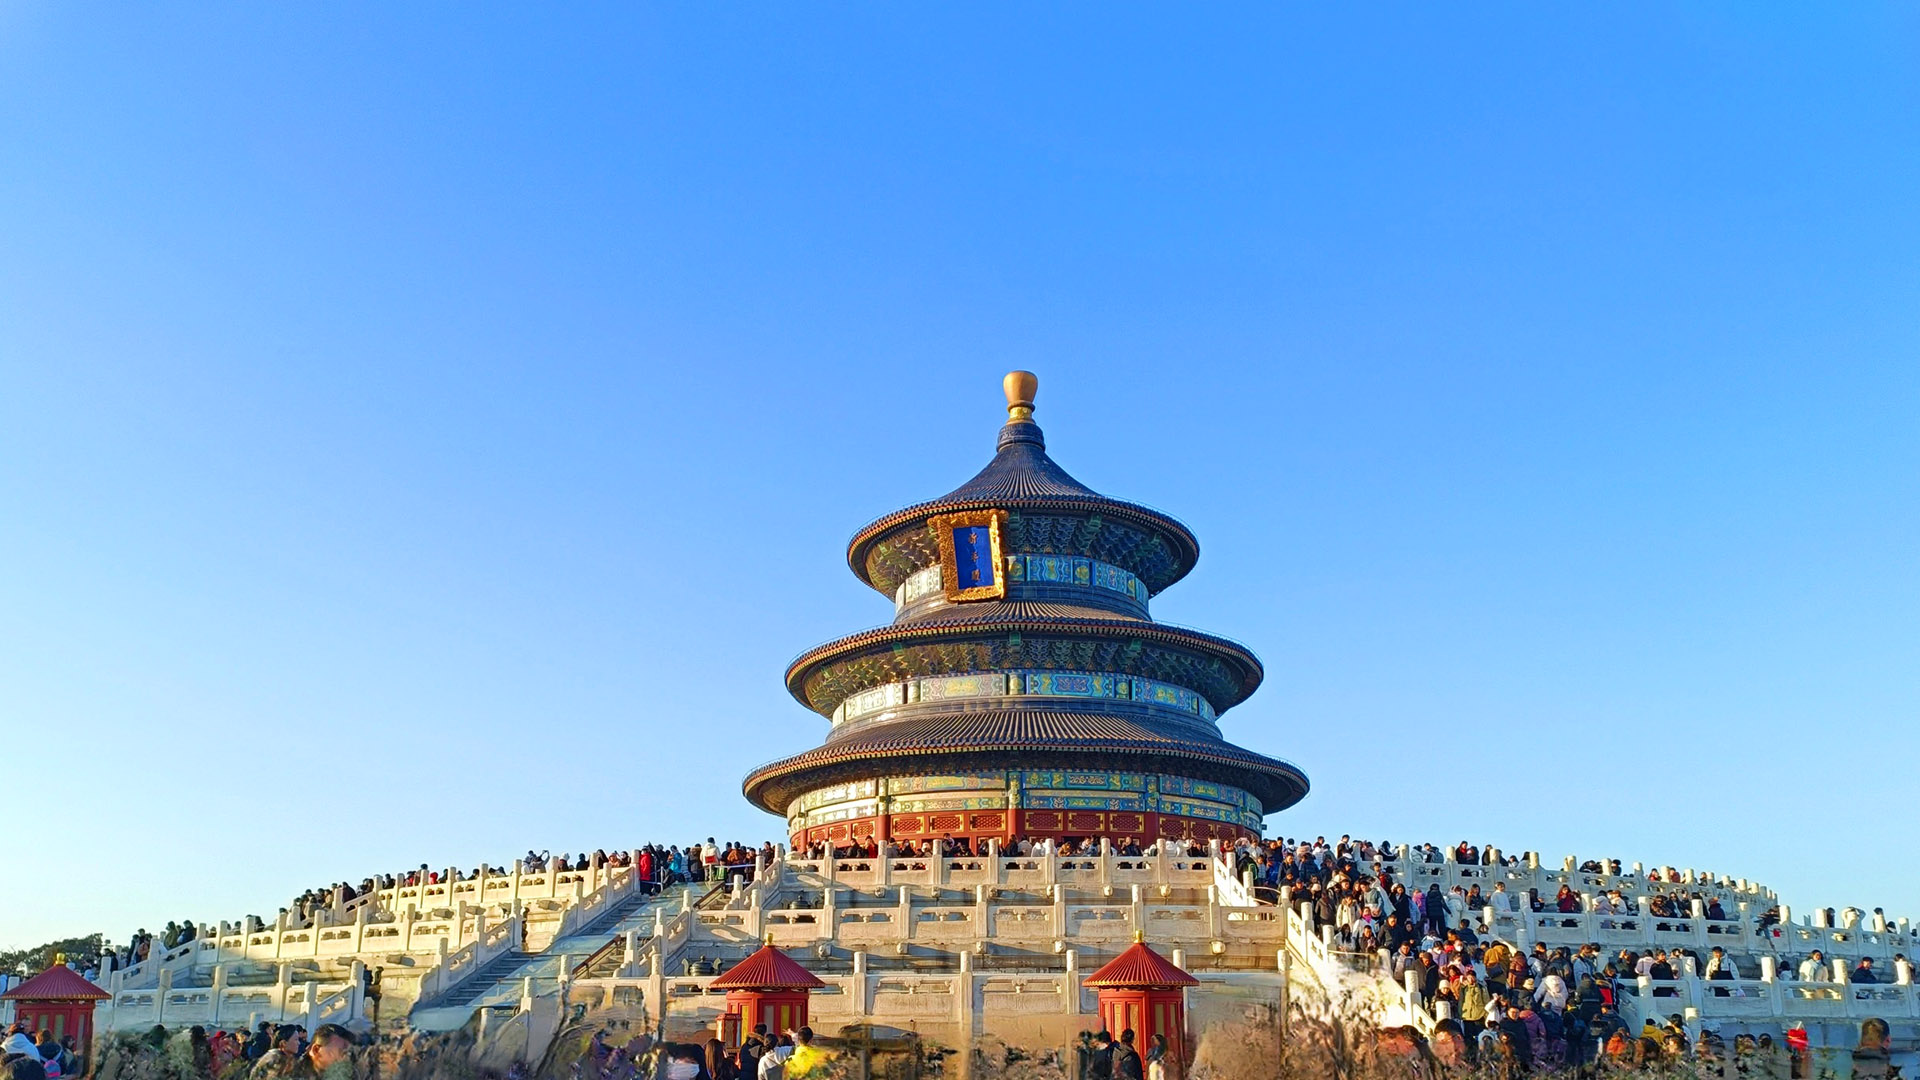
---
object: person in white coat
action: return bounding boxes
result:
[1798,950,1827,983]
[1534,971,1569,1011]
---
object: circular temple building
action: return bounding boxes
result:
[744,372,1308,850]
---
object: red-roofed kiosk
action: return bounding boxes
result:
[2,963,109,1049]
[709,941,826,1049]
[1083,937,1198,1076]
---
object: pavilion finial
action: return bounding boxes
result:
[1004,370,1038,423]
[1133,930,1145,944]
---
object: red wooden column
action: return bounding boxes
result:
[1081,936,1200,1077]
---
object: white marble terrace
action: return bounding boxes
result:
[87,839,1920,1050]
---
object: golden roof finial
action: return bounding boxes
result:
[1133,929,1146,944]
[1004,370,1038,423]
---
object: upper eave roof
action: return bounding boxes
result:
[846,420,1201,597]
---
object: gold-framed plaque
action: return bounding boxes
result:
[931,509,1008,602]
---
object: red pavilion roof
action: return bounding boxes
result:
[709,944,826,990]
[2,966,108,1002]
[1082,941,1198,988]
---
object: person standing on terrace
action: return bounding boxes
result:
[1799,950,1827,982]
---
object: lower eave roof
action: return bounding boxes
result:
[741,708,1309,816]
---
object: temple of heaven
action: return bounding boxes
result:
[744,372,1308,850]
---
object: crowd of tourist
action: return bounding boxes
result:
[1231,835,1756,931]
[106,921,203,970]
[575,1024,830,1080]
[1234,835,1911,1077]
[1075,1028,1167,1080]
[2,1024,79,1080]
[53,1020,840,1080]
[98,838,782,974]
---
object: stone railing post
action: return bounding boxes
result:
[817,882,836,941]
[153,966,171,1025]
[852,950,870,1014]
[1063,948,1081,1014]
[955,948,973,1034]
[209,964,228,1025]
[622,930,641,978]
[1052,884,1069,938]
[645,947,665,1019]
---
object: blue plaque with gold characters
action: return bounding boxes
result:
[931,509,1008,602]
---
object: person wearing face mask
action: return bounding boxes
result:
[663,1043,708,1080]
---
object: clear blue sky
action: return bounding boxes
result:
[2,5,1915,950]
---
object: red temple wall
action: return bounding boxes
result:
[795,807,1255,851]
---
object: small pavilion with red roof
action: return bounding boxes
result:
[2,964,110,1048]
[1082,936,1198,1073]
[708,940,826,1048]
